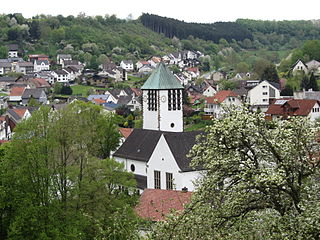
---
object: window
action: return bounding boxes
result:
[166,172,173,190]
[148,90,158,111]
[263,92,268,95]
[130,164,135,172]
[262,85,267,88]
[168,90,182,111]
[263,99,268,102]
[154,170,161,189]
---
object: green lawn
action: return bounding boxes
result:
[0,93,8,96]
[184,122,208,132]
[71,85,108,97]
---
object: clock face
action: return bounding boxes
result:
[161,95,167,103]
[143,95,148,102]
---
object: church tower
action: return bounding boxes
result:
[141,62,184,132]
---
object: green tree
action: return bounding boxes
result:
[0,102,138,239]
[53,82,62,94]
[309,72,319,91]
[236,62,249,73]
[261,63,279,83]
[0,46,8,59]
[152,108,320,239]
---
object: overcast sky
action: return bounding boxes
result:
[1,0,320,23]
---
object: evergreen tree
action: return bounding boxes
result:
[309,72,318,91]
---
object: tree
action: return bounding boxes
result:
[236,62,249,73]
[309,72,319,91]
[0,102,139,239]
[152,108,320,239]
[261,63,279,83]
[0,46,8,59]
[60,85,73,95]
[53,82,62,94]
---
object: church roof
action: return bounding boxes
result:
[113,128,203,172]
[141,62,184,90]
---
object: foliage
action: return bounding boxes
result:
[152,108,320,239]
[0,102,139,239]
[60,85,73,95]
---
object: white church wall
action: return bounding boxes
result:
[158,90,183,132]
[147,134,187,190]
[181,171,203,191]
[142,91,159,130]
[114,157,147,176]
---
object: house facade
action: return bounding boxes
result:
[247,80,280,112]
[34,60,50,72]
[204,90,241,118]
[266,99,320,121]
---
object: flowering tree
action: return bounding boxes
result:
[152,108,320,239]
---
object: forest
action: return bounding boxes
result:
[140,13,254,42]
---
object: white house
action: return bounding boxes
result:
[34,60,50,72]
[247,80,280,112]
[8,44,18,58]
[292,59,308,75]
[120,60,134,71]
[52,69,70,83]
[57,54,72,65]
[204,90,242,118]
[9,86,26,102]
[203,85,217,97]
[113,63,203,192]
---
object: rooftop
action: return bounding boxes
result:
[141,62,184,90]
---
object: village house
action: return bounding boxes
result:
[204,90,241,118]
[113,63,203,193]
[34,60,50,72]
[246,80,280,112]
[120,60,134,71]
[292,59,308,75]
[265,99,320,121]
[28,54,49,63]
[202,84,217,97]
[7,44,19,58]
[9,86,26,103]
[21,88,47,105]
[34,71,55,85]
[57,54,72,65]
[16,62,34,74]
[0,61,12,75]
[52,69,70,83]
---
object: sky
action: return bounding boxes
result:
[1,0,320,23]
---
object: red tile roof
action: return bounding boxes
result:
[206,90,238,104]
[139,61,149,65]
[92,99,106,105]
[130,88,142,96]
[266,99,318,117]
[186,67,199,73]
[119,128,133,139]
[10,86,25,96]
[135,189,192,221]
[13,108,27,118]
[31,78,50,88]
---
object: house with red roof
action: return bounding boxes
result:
[204,90,242,118]
[186,67,200,78]
[265,99,320,121]
[9,86,26,102]
[135,189,192,221]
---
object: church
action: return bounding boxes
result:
[113,63,203,192]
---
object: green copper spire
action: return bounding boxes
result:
[141,62,184,90]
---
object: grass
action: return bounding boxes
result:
[71,85,108,97]
[0,93,8,96]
